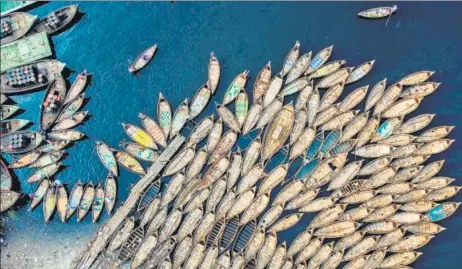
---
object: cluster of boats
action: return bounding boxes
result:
[0,6,90,216]
[82,40,459,269]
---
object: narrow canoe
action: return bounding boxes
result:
[345,60,375,84]
[1,60,66,94]
[65,180,83,220]
[92,182,105,222]
[1,12,37,45]
[139,112,167,148]
[29,179,50,210]
[57,92,85,121]
[185,115,214,148]
[399,70,434,86]
[1,130,45,154]
[400,82,441,99]
[40,76,67,130]
[295,82,314,112]
[217,103,241,133]
[43,187,56,222]
[122,123,157,149]
[308,59,345,80]
[262,103,295,160]
[77,182,95,222]
[317,67,353,89]
[128,44,157,73]
[47,129,85,141]
[104,174,117,214]
[52,110,87,131]
[207,118,223,153]
[56,184,68,222]
[253,61,272,103]
[190,82,212,120]
[119,141,158,162]
[170,99,190,139]
[242,101,263,135]
[318,83,344,112]
[29,150,64,168]
[37,140,70,153]
[223,70,249,105]
[0,119,30,134]
[263,73,283,108]
[281,40,300,76]
[30,5,79,35]
[1,104,20,120]
[281,77,311,97]
[285,52,311,85]
[208,52,221,93]
[64,69,88,104]
[0,190,20,212]
[365,78,387,112]
[305,45,334,75]
[164,146,195,176]
[209,130,237,164]
[235,89,249,128]
[0,159,12,191]
[157,92,172,138]
[358,6,398,19]
[114,150,146,175]
[95,141,118,176]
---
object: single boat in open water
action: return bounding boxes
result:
[128,44,157,73]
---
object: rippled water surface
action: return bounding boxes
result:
[2,2,462,268]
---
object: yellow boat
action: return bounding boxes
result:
[122,123,157,149]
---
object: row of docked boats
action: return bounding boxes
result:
[89,40,459,269]
[30,174,117,223]
[0,4,79,46]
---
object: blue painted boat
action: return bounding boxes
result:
[319,129,342,156]
[295,158,321,181]
[306,132,324,160]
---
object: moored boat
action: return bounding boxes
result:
[1,104,20,120]
[77,181,95,222]
[157,92,172,139]
[119,141,158,163]
[29,179,50,210]
[47,129,85,141]
[1,130,44,154]
[40,76,67,130]
[208,52,220,93]
[31,5,79,35]
[281,40,300,76]
[65,180,83,220]
[1,60,65,94]
[64,70,88,104]
[92,182,105,222]
[253,61,272,103]
[128,44,157,73]
[0,159,12,191]
[358,5,398,19]
[0,189,20,212]
[114,150,146,175]
[95,141,118,176]
[190,82,212,120]
[170,99,190,139]
[305,45,333,75]
[1,12,37,45]
[58,92,85,121]
[104,174,117,214]
[261,103,295,160]
[185,115,214,147]
[52,110,87,131]
[223,70,249,105]
[345,60,375,84]
[399,70,435,86]
[235,89,249,128]
[122,122,157,149]
[0,119,31,134]
[29,150,64,168]
[56,183,68,222]
[43,187,56,222]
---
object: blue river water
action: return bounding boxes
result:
[2,2,462,268]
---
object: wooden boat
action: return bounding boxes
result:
[30,5,78,35]
[294,82,313,113]
[364,78,387,112]
[170,99,189,139]
[58,92,85,121]
[104,174,117,214]
[256,232,278,269]
[209,130,237,164]
[281,41,300,76]
[65,180,83,220]
[47,129,85,141]
[95,141,118,176]
[56,183,68,222]
[290,127,316,160]
[399,70,434,86]
[235,89,248,128]
[253,61,272,103]
[1,130,44,154]
[286,52,311,84]
[358,5,398,19]
[401,82,441,99]
[1,119,30,134]
[131,233,158,269]
[373,83,403,116]
[269,213,303,233]
[309,60,346,81]
[338,85,369,113]
[116,226,145,265]
[321,110,359,131]
[244,229,265,261]
[416,126,454,143]
[1,60,66,94]
[52,110,87,131]
[395,113,435,134]
[261,103,294,160]
[161,171,186,207]
[314,221,361,238]
[0,189,20,212]
[77,181,95,222]
[43,187,56,222]
[91,182,105,223]
[281,77,311,97]
[164,146,194,176]
[108,217,135,251]
[240,193,270,225]
[186,147,207,180]
[206,178,227,212]
[206,117,223,153]
[114,150,146,175]
[345,60,375,84]
[263,74,283,107]
[223,70,249,105]
[379,251,422,268]
[341,111,369,142]
[426,202,460,222]
[1,104,19,120]
[128,44,157,73]
[0,93,8,104]
[381,97,423,118]
[157,92,172,138]
[40,76,67,130]
[177,208,202,242]
[189,82,212,120]
[305,45,333,75]
[242,101,263,135]
[319,129,342,156]
[258,204,284,230]
[226,150,243,190]
[185,115,214,147]
[217,103,241,132]
[314,103,339,127]
[1,12,36,45]
[0,159,12,191]
[318,83,344,112]
[307,88,320,127]
[143,236,175,268]
[237,162,264,194]
[27,162,61,184]
[122,122,157,149]
[29,150,64,168]
[317,67,353,89]
[219,215,240,253]
[64,70,89,105]
[29,179,50,210]
[208,52,220,93]
[290,107,308,145]
[257,96,284,129]
[119,141,158,162]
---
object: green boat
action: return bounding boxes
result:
[1,31,52,72]
[1,1,36,16]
